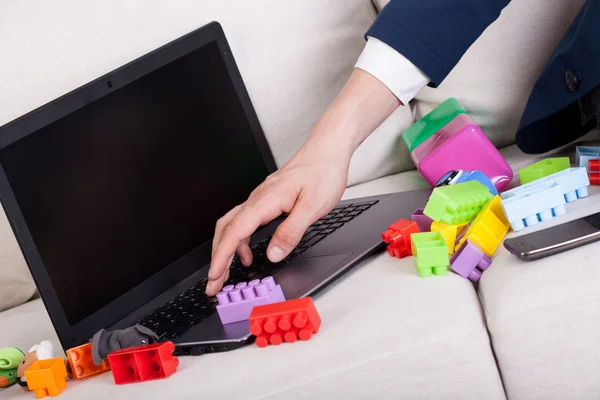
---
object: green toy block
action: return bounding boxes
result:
[402,98,467,152]
[423,181,494,225]
[410,232,449,277]
[518,157,571,184]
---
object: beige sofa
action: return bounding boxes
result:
[2,0,600,399]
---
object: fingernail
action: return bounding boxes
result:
[268,246,285,263]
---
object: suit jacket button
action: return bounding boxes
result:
[565,69,580,92]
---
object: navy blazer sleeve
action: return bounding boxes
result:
[366,0,511,86]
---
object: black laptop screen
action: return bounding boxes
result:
[0,40,270,326]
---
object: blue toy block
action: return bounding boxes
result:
[500,167,589,203]
[500,182,567,231]
[435,169,498,195]
[576,146,600,171]
[455,170,498,195]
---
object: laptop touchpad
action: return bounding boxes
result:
[275,253,354,298]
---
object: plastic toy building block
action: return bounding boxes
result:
[24,358,68,398]
[518,157,570,185]
[576,146,600,170]
[430,221,467,255]
[423,181,494,225]
[500,182,566,231]
[107,341,178,385]
[501,167,590,204]
[435,169,498,196]
[382,219,420,258]
[589,159,600,172]
[590,173,600,185]
[66,343,110,380]
[455,196,510,256]
[216,276,285,324]
[411,208,433,232]
[410,232,449,277]
[249,297,321,348]
[450,240,492,282]
[411,113,513,191]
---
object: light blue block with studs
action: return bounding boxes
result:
[500,167,590,203]
[500,182,567,231]
[576,146,600,171]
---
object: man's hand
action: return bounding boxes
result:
[206,145,350,296]
[206,68,401,296]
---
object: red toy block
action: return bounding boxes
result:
[589,159,600,172]
[106,341,178,385]
[249,297,321,348]
[66,343,110,379]
[382,219,420,258]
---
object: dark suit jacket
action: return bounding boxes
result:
[366,0,599,154]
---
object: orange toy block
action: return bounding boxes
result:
[66,343,110,379]
[249,297,321,348]
[24,358,68,398]
[382,219,420,258]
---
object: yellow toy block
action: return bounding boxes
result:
[430,221,467,255]
[25,357,68,398]
[456,196,510,256]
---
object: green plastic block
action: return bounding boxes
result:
[423,181,494,225]
[518,157,571,185]
[410,232,449,277]
[402,98,467,152]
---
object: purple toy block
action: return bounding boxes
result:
[411,208,433,232]
[216,276,285,324]
[450,239,492,282]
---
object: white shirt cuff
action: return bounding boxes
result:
[355,36,430,105]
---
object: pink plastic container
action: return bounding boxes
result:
[411,114,512,191]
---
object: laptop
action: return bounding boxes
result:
[0,22,430,355]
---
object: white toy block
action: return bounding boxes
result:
[501,167,590,203]
[500,182,566,231]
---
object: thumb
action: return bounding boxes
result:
[267,199,319,263]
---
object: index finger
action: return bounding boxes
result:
[207,198,287,289]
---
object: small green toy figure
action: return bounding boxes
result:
[0,347,25,388]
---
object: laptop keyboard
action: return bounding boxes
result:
[138,200,379,340]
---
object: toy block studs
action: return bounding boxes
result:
[500,182,566,232]
[107,341,178,384]
[456,196,510,256]
[411,208,433,232]
[423,181,494,225]
[66,343,110,380]
[216,276,285,324]
[430,221,467,255]
[249,297,321,348]
[450,240,492,282]
[518,157,570,185]
[410,232,449,277]
[24,358,68,398]
[502,167,589,204]
[382,219,420,258]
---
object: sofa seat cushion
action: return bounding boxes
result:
[1,260,505,400]
[478,141,600,399]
